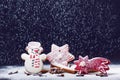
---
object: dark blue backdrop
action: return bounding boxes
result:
[0,0,120,65]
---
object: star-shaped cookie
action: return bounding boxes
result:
[74,56,89,74]
[47,44,75,66]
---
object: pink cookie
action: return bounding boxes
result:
[74,56,110,75]
[47,44,75,66]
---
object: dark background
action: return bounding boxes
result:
[0,0,120,65]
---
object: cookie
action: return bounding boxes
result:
[47,44,75,66]
[21,41,46,74]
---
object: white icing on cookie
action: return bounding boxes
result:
[47,44,75,66]
[21,41,46,74]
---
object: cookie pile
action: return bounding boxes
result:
[21,41,110,77]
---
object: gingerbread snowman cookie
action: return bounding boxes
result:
[21,41,46,74]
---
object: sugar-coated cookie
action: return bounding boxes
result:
[21,41,46,74]
[47,44,75,66]
[74,55,110,76]
[47,44,76,74]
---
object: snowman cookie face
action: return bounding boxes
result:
[21,41,46,74]
[26,41,43,55]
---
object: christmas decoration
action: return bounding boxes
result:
[21,41,46,74]
[47,44,75,66]
[47,44,76,73]
[74,56,110,76]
